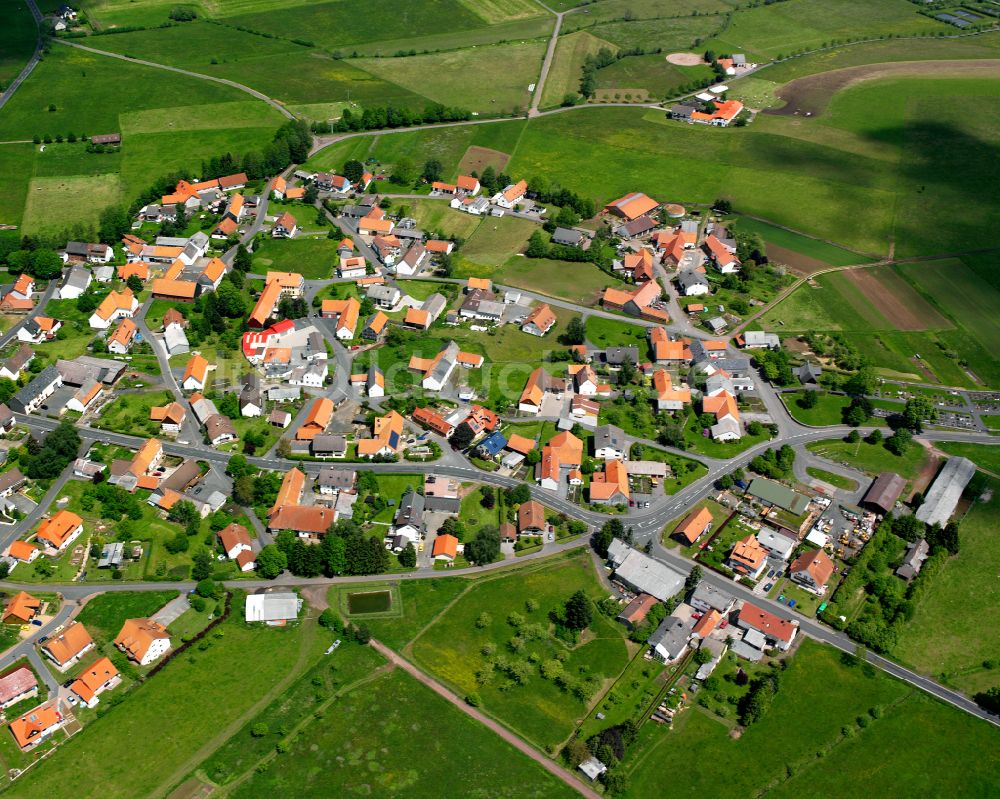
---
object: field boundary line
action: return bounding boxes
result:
[52,39,295,120]
[371,639,603,799]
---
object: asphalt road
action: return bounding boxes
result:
[0,0,43,112]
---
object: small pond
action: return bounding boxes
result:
[347,590,392,614]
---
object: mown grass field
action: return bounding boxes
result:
[7,604,323,799]
[498,256,627,306]
[593,54,713,101]
[540,30,616,108]
[252,236,337,279]
[731,216,868,268]
[624,639,999,799]
[563,14,721,51]
[228,668,577,799]
[411,551,631,751]
[762,32,1000,84]
[806,438,927,480]
[705,0,944,61]
[357,41,545,115]
[585,315,648,350]
[457,216,538,269]
[894,477,1000,696]
[21,173,122,235]
[200,640,386,785]
[0,45,284,229]
[307,73,1000,263]
[935,443,1000,476]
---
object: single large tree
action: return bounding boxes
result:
[564,590,593,631]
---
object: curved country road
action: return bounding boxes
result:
[370,640,602,799]
[0,0,44,111]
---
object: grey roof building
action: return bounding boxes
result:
[677,270,710,294]
[613,549,685,601]
[649,615,693,661]
[797,362,822,384]
[317,467,355,492]
[552,227,585,246]
[395,490,425,529]
[689,582,734,614]
[914,457,976,527]
[603,346,639,366]
[593,424,627,458]
[311,435,347,457]
[896,539,930,581]
[9,365,62,414]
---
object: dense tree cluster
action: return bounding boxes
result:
[738,668,782,726]
[21,422,80,480]
[749,445,795,479]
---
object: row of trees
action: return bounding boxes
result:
[316,103,472,135]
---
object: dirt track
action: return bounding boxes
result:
[765,59,1000,117]
[666,52,703,66]
[370,640,601,799]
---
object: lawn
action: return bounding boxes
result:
[200,640,386,785]
[805,466,859,492]
[585,315,648,351]
[397,279,459,303]
[228,668,577,799]
[393,199,482,240]
[7,600,324,799]
[459,484,502,531]
[806,438,928,481]
[74,591,179,642]
[624,638,948,799]
[894,477,1000,696]
[0,144,34,228]
[498,256,627,306]
[684,413,772,458]
[783,390,850,426]
[457,216,538,270]
[252,237,336,280]
[356,41,546,116]
[92,390,175,438]
[934,443,1000,476]
[410,550,631,751]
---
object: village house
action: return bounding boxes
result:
[2,591,41,624]
[9,703,64,750]
[182,354,209,391]
[272,212,298,238]
[320,297,361,339]
[114,618,171,665]
[1,343,35,380]
[41,622,94,670]
[601,281,669,323]
[673,506,713,546]
[737,602,797,651]
[789,548,835,593]
[521,303,557,337]
[518,367,566,414]
[357,410,405,458]
[69,657,120,708]
[57,265,92,299]
[0,667,37,710]
[107,318,138,354]
[590,459,630,505]
[88,288,138,329]
[432,533,459,563]
[218,522,256,572]
[16,316,61,346]
[652,369,692,411]
[36,510,84,552]
[493,179,528,210]
[408,340,483,392]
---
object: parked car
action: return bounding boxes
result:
[763,582,773,592]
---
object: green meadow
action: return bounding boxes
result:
[623,640,1000,799]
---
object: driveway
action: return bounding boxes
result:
[150,594,191,627]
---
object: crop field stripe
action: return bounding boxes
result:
[843,267,951,331]
[898,259,1000,349]
[819,271,893,330]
